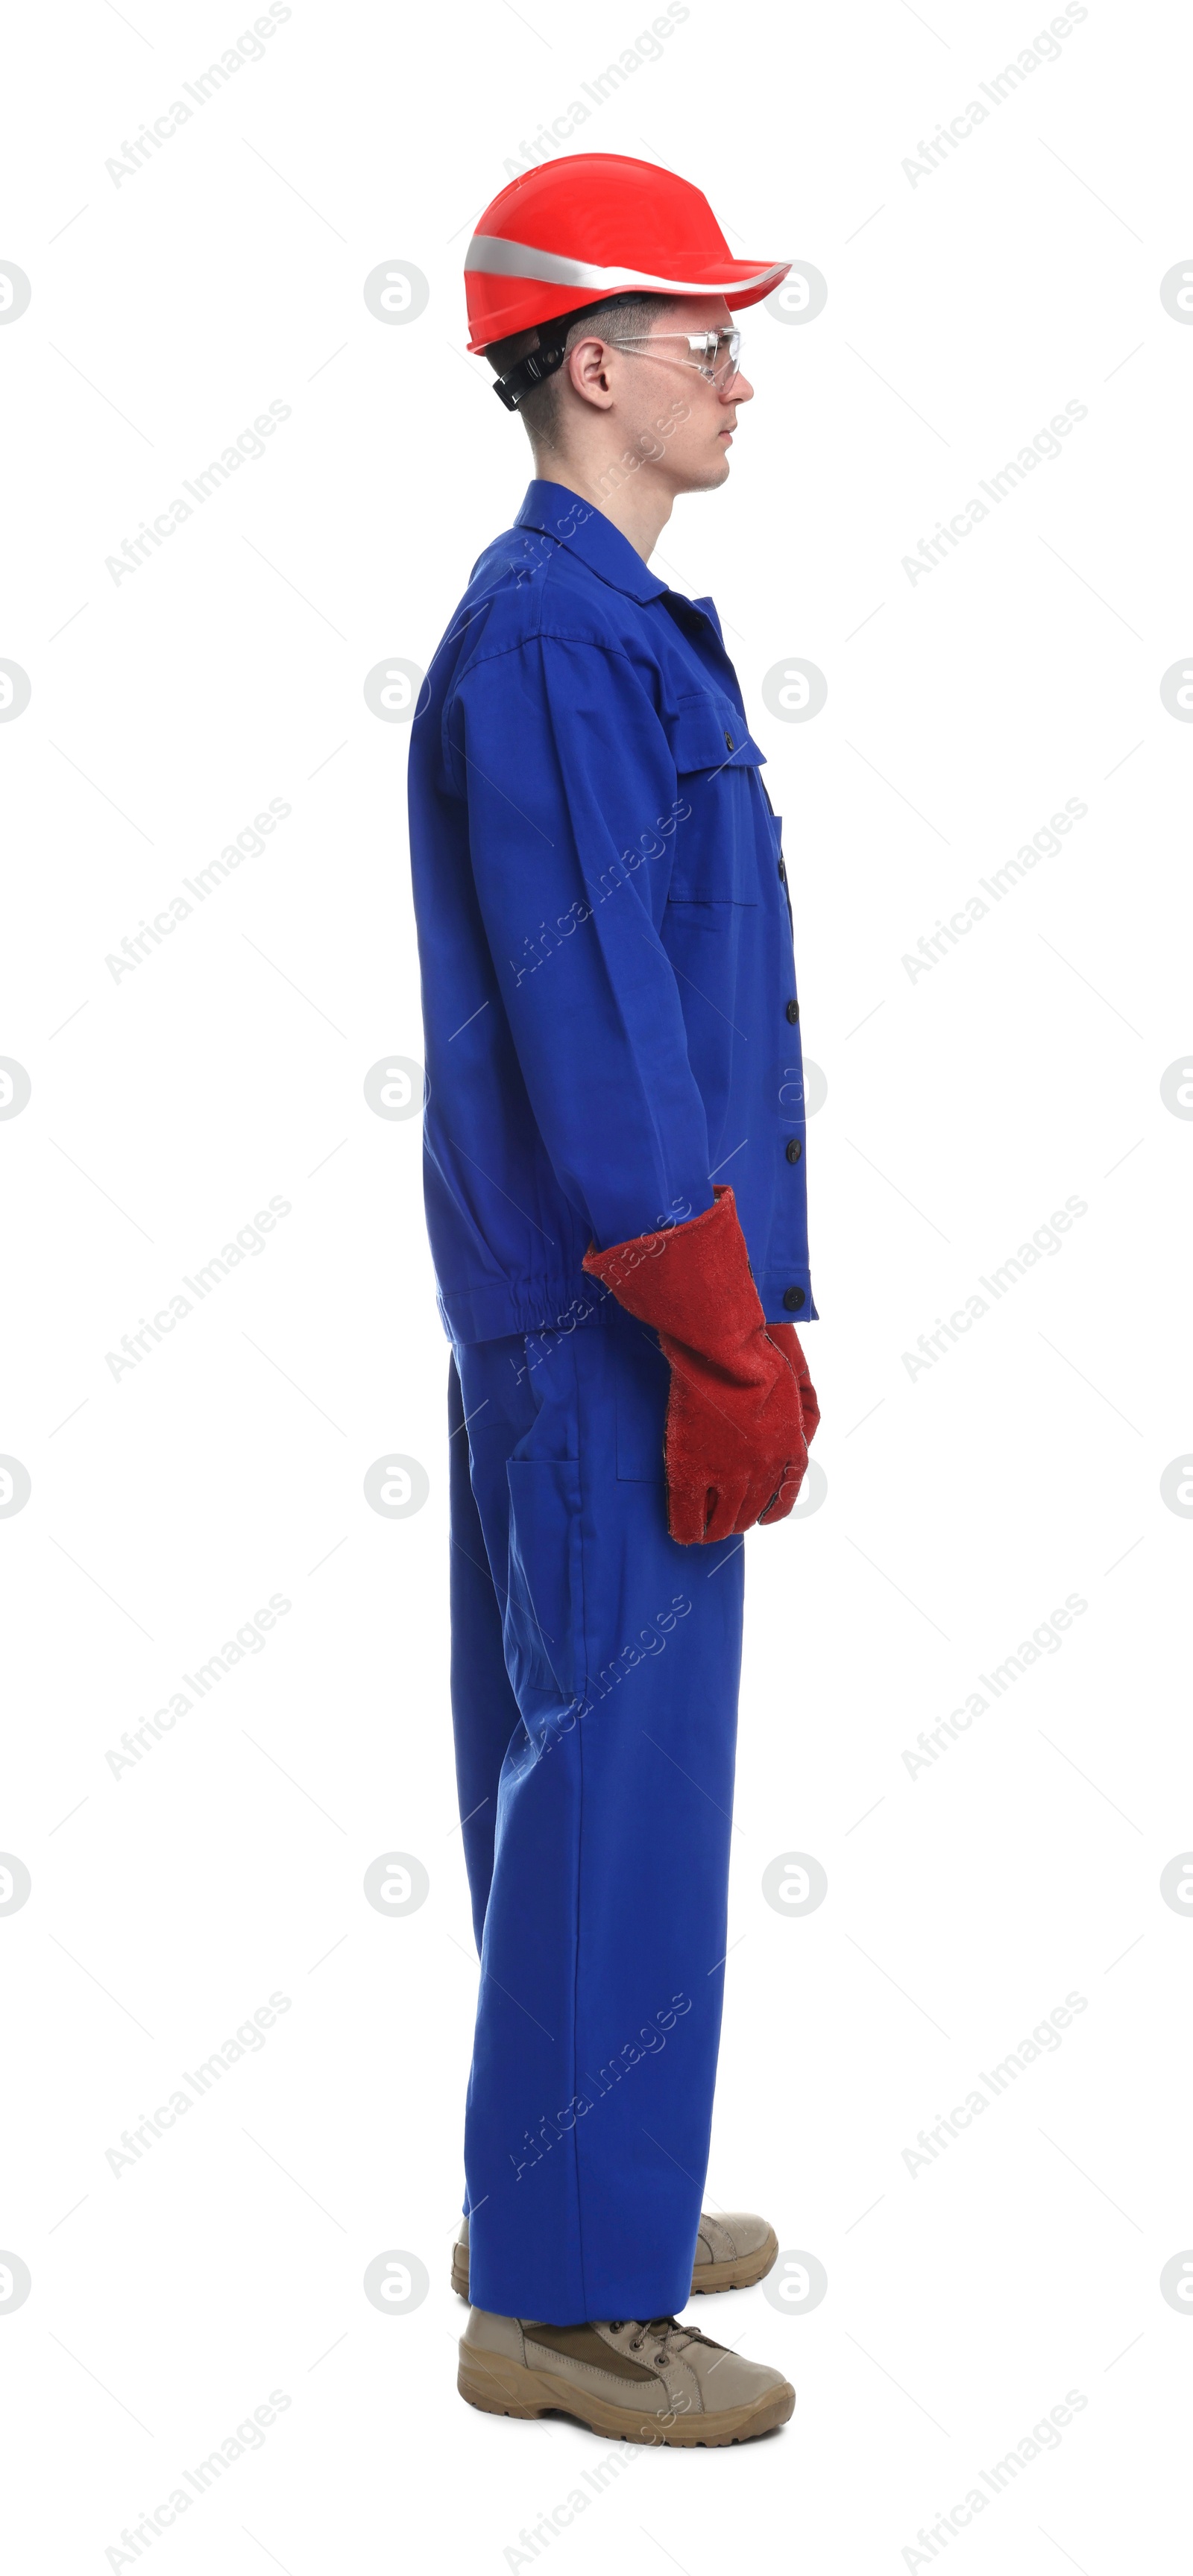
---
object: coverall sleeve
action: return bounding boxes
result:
[452,634,715,1251]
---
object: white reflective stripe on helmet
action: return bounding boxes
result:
[464,233,787,298]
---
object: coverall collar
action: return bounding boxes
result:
[514,480,669,603]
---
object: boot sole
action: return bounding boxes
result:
[458,2342,794,2446]
[450,2223,779,2304]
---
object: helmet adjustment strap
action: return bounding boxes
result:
[492,339,568,411]
[490,291,652,412]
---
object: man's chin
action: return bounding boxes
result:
[675,455,733,496]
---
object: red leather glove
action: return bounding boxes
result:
[582,1187,817,1544]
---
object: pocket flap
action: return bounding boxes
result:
[662,695,767,777]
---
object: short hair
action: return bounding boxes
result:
[484,292,678,446]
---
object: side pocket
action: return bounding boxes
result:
[504,1459,582,1705]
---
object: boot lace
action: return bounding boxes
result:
[608,2315,717,2364]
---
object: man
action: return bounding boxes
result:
[408,153,818,2446]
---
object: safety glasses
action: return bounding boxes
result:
[611,326,744,389]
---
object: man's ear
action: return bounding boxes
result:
[566,336,617,411]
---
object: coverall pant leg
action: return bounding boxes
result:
[449,1299,745,2326]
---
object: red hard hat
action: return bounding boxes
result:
[465,153,790,353]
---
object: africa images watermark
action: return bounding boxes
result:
[899,1990,1089,2179]
[510,1289,606,1381]
[899,1,1090,188]
[499,2,691,179]
[511,1197,702,1376]
[594,396,692,500]
[898,2387,1089,2571]
[104,3,295,186]
[900,1591,1089,1781]
[103,2386,292,2572]
[902,797,1088,980]
[901,1194,1089,1380]
[103,1991,292,2178]
[901,400,1088,584]
[104,1197,292,1383]
[105,798,292,982]
[104,1594,292,1779]
[555,1594,693,1740]
[507,798,693,988]
[104,401,292,584]
[503,2439,647,2571]
[509,1992,693,2182]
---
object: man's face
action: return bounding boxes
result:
[574,296,755,497]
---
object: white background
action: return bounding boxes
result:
[2,0,1191,2568]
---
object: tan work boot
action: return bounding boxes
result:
[450,2208,778,2300]
[458,2308,794,2446]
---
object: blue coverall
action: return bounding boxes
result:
[409,480,815,2323]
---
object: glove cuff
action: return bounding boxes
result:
[582,1187,764,1343]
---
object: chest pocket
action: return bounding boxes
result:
[661,695,767,906]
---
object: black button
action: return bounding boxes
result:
[783,1285,805,1311]
[723,730,734,751]
[785,998,799,1024]
[778,857,787,883]
[786,1137,802,1164]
